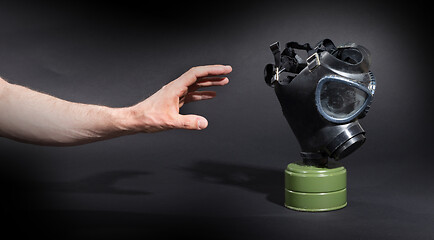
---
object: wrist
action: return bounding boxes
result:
[110,107,141,135]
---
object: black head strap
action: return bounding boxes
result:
[270,42,281,68]
[265,39,337,87]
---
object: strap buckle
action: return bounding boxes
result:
[306,52,320,72]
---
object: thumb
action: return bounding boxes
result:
[176,114,208,130]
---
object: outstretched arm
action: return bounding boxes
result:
[0,65,232,146]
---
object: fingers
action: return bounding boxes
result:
[162,65,231,131]
[180,65,232,86]
[197,76,229,86]
[188,77,229,92]
[174,114,208,130]
[185,91,216,103]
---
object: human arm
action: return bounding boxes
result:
[0,65,232,146]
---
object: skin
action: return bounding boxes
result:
[0,64,232,146]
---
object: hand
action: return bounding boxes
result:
[126,65,232,133]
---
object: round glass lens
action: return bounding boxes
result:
[320,81,368,119]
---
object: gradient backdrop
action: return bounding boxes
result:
[0,1,433,239]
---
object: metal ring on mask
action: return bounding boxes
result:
[315,75,374,124]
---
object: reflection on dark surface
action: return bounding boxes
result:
[44,170,151,195]
[182,160,284,206]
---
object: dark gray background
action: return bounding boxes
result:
[1,0,433,239]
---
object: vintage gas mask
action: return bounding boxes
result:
[264,39,376,166]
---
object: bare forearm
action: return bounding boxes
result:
[0,79,133,145]
[0,65,231,146]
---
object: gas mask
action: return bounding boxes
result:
[264,39,376,166]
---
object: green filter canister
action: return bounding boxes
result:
[284,162,347,212]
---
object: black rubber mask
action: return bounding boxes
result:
[264,39,376,165]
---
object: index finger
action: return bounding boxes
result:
[180,65,232,86]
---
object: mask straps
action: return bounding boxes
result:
[309,39,336,55]
[266,39,334,87]
[269,42,281,84]
[286,41,312,53]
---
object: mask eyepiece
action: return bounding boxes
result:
[316,75,373,124]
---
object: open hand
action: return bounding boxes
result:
[127,65,232,133]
